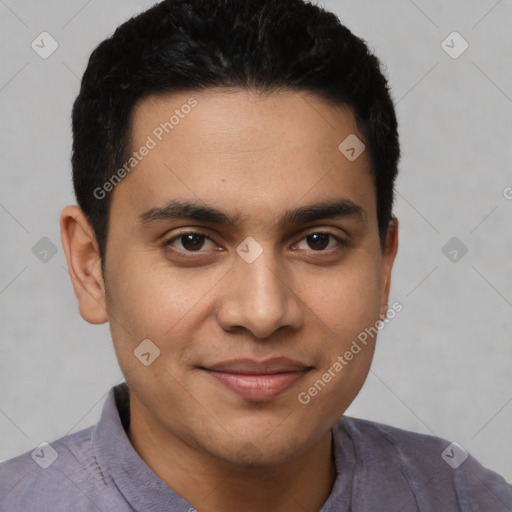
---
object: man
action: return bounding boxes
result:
[1,0,511,510]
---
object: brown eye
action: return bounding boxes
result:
[306,233,330,250]
[180,233,206,251]
[294,232,345,252]
[163,232,217,253]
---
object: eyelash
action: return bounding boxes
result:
[161,230,348,256]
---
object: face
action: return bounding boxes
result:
[67,89,397,467]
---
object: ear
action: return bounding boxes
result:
[379,217,399,319]
[60,205,108,324]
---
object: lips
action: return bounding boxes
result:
[200,357,311,401]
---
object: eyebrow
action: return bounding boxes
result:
[138,198,366,229]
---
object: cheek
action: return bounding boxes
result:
[300,253,383,340]
[294,261,382,424]
[104,250,228,367]
[104,260,193,398]
[106,250,200,330]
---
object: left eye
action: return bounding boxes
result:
[294,233,343,251]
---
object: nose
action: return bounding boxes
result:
[216,246,303,339]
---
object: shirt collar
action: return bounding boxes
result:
[92,383,192,511]
[92,383,354,511]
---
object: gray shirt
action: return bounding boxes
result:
[1,383,511,511]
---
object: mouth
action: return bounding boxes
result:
[199,357,312,402]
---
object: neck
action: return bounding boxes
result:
[127,397,336,512]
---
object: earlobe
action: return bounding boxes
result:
[60,205,108,324]
[380,217,399,316]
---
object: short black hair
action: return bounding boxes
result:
[71,0,400,268]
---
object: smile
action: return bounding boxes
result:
[200,357,312,401]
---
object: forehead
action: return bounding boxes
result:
[110,88,376,228]
[130,88,364,162]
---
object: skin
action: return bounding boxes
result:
[61,88,398,512]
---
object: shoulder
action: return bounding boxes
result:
[0,426,129,512]
[335,416,512,510]
[338,415,451,456]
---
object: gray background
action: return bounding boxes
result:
[1,0,511,482]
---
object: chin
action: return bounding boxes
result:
[203,430,312,469]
